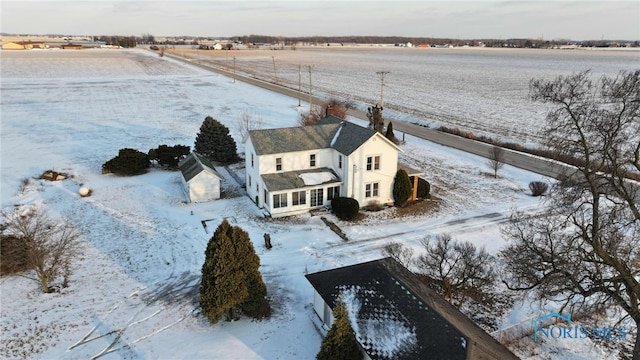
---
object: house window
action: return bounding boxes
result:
[310,189,324,207]
[365,182,379,198]
[273,193,287,208]
[292,191,306,206]
[276,157,282,171]
[251,153,254,167]
[366,156,380,171]
[248,175,251,187]
[327,186,340,201]
[338,155,343,169]
[310,154,316,167]
[264,190,268,205]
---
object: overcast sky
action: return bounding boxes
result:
[2,1,639,40]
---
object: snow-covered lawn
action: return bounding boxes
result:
[0,49,630,359]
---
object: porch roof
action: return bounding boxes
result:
[262,167,342,192]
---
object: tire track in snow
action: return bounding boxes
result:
[66,273,199,359]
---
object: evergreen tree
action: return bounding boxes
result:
[102,148,150,176]
[200,220,270,323]
[317,301,363,360]
[200,219,248,323]
[392,169,412,206]
[233,227,271,318]
[385,121,400,145]
[194,116,239,164]
[148,144,190,168]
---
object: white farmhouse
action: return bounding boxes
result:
[244,116,405,217]
[178,152,222,203]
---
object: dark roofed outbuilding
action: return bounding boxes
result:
[306,258,519,360]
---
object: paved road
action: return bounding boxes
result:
[165,51,639,198]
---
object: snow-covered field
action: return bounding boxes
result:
[173,46,640,146]
[0,48,632,359]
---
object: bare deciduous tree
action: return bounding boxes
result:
[366,105,385,133]
[236,110,264,140]
[1,207,81,293]
[486,145,505,178]
[385,235,512,331]
[297,106,323,127]
[500,70,640,359]
[298,99,352,127]
[415,234,510,313]
[382,241,414,269]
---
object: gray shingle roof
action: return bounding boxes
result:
[262,167,341,192]
[306,258,519,360]
[248,116,379,156]
[178,152,221,182]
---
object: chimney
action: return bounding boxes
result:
[325,104,333,117]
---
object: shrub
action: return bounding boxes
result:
[331,197,360,221]
[102,148,150,176]
[529,181,549,196]
[416,177,431,199]
[393,169,412,206]
[385,121,400,145]
[0,234,29,276]
[148,144,190,169]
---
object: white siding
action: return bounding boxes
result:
[244,139,262,208]
[245,125,400,217]
[187,171,220,202]
[347,134,398,206]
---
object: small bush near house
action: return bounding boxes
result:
[416,177,431,199]
[102,148,150,176]
[529,181,549,196]
[331,197,360,221]
[393,169,412,207]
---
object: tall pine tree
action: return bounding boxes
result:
[194,116,239,164]
[200,219,248,323]
[233,227,271,318]
[200,219,270,323]
[317,300,363,360]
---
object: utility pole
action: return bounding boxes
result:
[376,71,390,107]
[298,64,301,107]
[308,65,313,113]
[272,56,278,84]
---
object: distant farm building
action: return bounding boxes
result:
[2,41,47,50]
[178,152,222,203]
[61,43,83,50]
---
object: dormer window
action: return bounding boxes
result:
[276,157,282,171]
[310,154,316,167]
